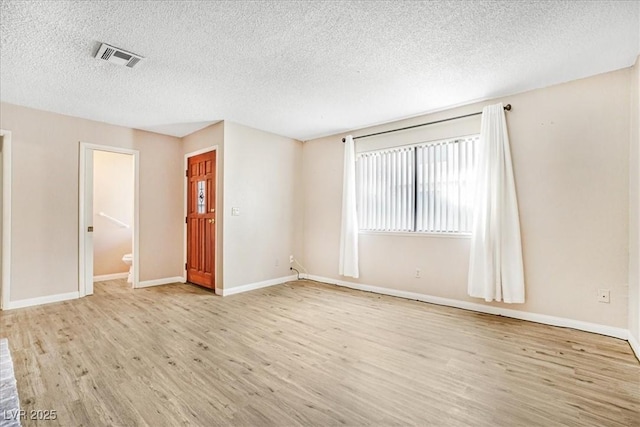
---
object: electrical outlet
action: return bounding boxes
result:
[231,207,240,216]
[597,289,610,303]
[275,259,279,267]
[289,255,294,264]
[415,268,421,278]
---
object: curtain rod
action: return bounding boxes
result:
[342,104,511,143]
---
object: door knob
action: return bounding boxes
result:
[208,219,215,224]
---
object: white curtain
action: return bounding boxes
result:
[468,103,525,303]
[339,135,360,278]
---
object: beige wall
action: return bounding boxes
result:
[223,121,303,288]
[0,136,3,292]
[135,130,184,283]
[93,150,133,276]
[182,122,225,289]
[0,103,184,301]
[183,121,223,154]
[629,57,640,342]
[303,68,631,328]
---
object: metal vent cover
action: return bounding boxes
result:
[94,43,144,68]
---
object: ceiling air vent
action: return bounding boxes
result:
[94,43,144,68]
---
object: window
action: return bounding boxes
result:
[356,135,479,234]
[197,180,206,214]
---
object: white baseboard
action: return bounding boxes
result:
[137,276,185,288]
[220,274,297,296]
[628,332,640,361]
[3,291,80,310]
[305,275,629,340]
[93,272,128,282]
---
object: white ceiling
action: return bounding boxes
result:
[1,1,639,141]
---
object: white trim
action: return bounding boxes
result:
[185,146,220,159]
[183,146,219,287]
[132,151,140,288]
[3,291,79,310]
[79,143,140,296]
[79,144,86,295]
[628,332,640,362]
[0,130,11,310]
[93,272,128,282]
[306,275,629,340]
[137,276,185,288]
[220,275,297,296]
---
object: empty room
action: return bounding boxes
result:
[0,1,639,426]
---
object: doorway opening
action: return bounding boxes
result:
[79,143,139,296]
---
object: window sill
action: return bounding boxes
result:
[359,230,472,239]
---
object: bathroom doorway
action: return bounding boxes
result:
[79,143,139,296]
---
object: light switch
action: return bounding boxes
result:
[231,207,240,216]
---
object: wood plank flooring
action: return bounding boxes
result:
[0,279,638,426]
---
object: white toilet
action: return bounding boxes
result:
[122,253,133,283]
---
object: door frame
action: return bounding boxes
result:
[79,142,140,296]
[184,146,219,293]
[0,129,12,309]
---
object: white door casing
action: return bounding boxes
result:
[79,142,140,296]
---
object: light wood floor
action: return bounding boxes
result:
[0,279,638,426]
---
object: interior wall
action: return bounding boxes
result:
[93,150,133,276]
[0,102,184,302]
[223,121,303,289]
[302,68,631,328]
[0,136,3,293]
[629,56,640,343]
[182,122,225,289]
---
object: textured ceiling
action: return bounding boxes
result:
[1,1,639,140]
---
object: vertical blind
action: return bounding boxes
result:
[356,147,415,232]
[356,135,478,233]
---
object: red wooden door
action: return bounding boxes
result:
[187,151,216,289]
